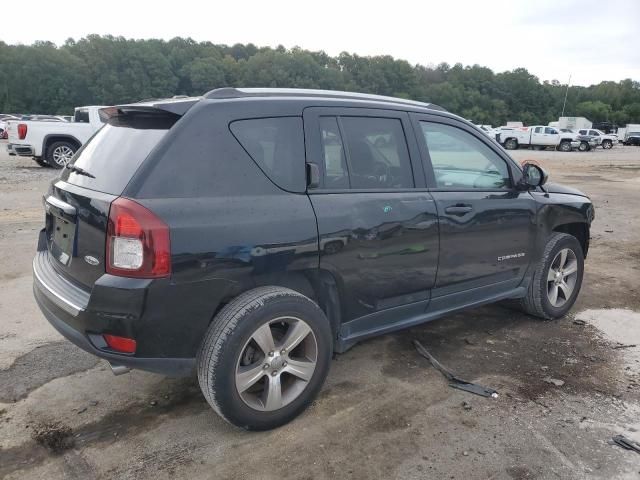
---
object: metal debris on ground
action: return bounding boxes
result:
[613,344,637,350]
[543,377,565,387]
[413,340,499,398]
[611,435,640,454]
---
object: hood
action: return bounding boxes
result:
[544,182,589,197]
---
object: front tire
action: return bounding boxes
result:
[517,233,584,320]
[559,140,572,152]
[46,141,77,169]
[197,286,333,430]
[578,141,589,152]
[602,140,612,149]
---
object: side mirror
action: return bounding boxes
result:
[520,162,548,189]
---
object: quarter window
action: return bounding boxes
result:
[230,117,305,192]
[420,122,511,190]
[319,117,349,188]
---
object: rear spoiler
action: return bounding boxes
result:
[99,97,200,122]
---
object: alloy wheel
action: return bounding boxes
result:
[235,317,318,411]
[52,145,74,166]
[546,248,579,308]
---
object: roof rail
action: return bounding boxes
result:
[203,87,446,111]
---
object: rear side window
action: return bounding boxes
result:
[230,117,305,193]
[318,116,414,189]
[74,109,89,123]
[61,113,176,194]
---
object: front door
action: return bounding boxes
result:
[411,114,537,299]
[304,107,439,322]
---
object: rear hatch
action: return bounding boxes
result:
[44,105,185,288]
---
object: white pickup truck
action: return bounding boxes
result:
[497,125,597,152]
[6,106,106,168]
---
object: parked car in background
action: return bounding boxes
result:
[621,125,640,145]
[5,106,107,168]
[577,128,618,149]
[33,88,594,430]
[624,131,640,146]
[0,114,20,139]
[498,125,596,152]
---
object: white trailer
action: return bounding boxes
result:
[557,117,592,131]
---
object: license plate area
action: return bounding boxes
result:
[46,209,77,266]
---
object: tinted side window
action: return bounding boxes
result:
[579,129,587,135]
[545,127,556,134]
[420,122,510,190]
[74,109,89,123]
[534,127,543,133]
[340,117,413,189]
[230,117,305,193]
[319,117,349,188]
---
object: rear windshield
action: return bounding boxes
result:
[61,113,176,194]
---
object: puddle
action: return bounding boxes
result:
[575,308,640,374]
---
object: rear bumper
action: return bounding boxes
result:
[32,244,196,377]
[7,143,35,157]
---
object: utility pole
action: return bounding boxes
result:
[561,74,572,117]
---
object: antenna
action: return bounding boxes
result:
[561,74,572,117]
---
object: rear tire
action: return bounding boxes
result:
[516,233,584,320]
[504,138,518,150]
[578,141,589,152]
[197,286,332,430]
[46,141,77,169]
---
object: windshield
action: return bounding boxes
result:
[60,113,177,194]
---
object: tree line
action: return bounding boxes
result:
[1,35,639,126]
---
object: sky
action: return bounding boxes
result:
[2,0,639,87]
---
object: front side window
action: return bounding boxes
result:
[339,117,413,189]
[589,130,599,136]
[230,117,305,192]
[420,122,511,190]
[545,127,557,134]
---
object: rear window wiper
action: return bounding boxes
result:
[66,164,95,178]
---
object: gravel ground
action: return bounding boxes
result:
[0,144,639,479]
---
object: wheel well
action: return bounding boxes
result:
[211,270,343,342]
[43,136,81,156]
[553,223,589,258]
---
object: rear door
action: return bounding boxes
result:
[411,113,537,298]
[45,110,178,288]
[304,107,439,322]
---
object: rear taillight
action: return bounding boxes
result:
[106,197,171,278]
[17,123,27,139]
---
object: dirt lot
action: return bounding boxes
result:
[0,144,639,480]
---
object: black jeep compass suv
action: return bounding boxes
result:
[33,88,594,430]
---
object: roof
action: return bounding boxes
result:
[203,87,446,112]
